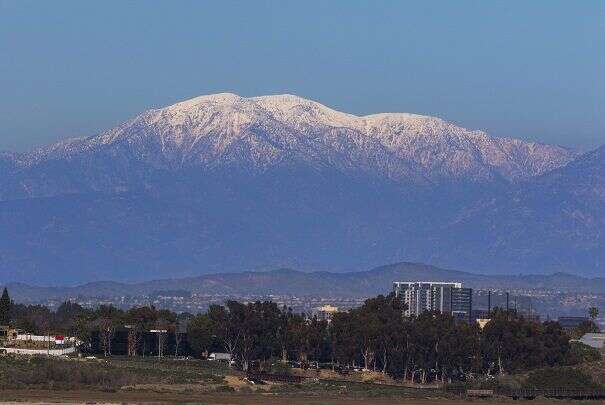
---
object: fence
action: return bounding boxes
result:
[504,389,605,400]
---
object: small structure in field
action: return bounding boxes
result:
[578,333,605,350]
[208,352,231,361]
[0,330,79,356]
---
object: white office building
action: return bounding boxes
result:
[393,281,472,321]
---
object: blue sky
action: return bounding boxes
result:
[1,0,603,151]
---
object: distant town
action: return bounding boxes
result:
[24,287,605,330]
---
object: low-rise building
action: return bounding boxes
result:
[0,329,79,356]
[558,316,589,330]
[476,319,491,329]
[578,333,605,350]
[313,305,339,323]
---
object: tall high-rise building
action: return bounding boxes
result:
[393,281,472,321]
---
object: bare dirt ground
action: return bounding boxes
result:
[0,390,589,404]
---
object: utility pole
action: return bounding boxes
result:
[487,290,491,317]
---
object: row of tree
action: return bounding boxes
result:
[186,294,586,382]
[0,287,599,383]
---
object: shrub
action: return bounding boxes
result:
[214,385,235,392]
[524,367,602,390]
[270,362,292,376]
[567,342,602,365]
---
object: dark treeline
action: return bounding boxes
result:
[1,288,192,357]
[0,288,598,383]
[184,294,589,382]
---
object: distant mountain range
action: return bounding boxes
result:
[3,262,605,303]
[0,93,603,282]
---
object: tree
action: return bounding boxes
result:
[481,309,571,375]
[98,317,117,357]
[125,323,143,357]
[96,305,122,356]
[74,313,94,350]
[209,303,242,362]
[174,314,192,357]
[123,306,155,356]
[412,311,447,383]
[290,313,325,363]
[330,311,359,367]
[277,306,295,363]
[55,301,89,337]
[588,307,599,321]
[0,288,11,325]
[363,294,407,373]
[25,305,53,335]
[237,301,281,371]
[572,320,600,338]
[187,313,213,357]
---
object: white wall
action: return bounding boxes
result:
[15,334,77,344]
[0,346,76,356]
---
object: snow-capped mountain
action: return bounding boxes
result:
[2,93,574,201]
[98,93,575,182]
[0,93,601,283]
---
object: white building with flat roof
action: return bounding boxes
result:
[578,333,605,350]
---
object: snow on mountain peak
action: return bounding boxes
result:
[20,93,576,182]
[171,92,242,107]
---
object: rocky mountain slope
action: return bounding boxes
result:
[434,144,605,274]
[0,94,601,283]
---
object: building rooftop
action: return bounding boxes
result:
[393,281,463,288]
[316,305,339,313]
[578,333,605,350]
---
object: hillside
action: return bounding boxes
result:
[0,93,602,282]
[4,263,605,303]
[437,145,605,274]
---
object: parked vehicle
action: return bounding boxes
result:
[208,352,231,361]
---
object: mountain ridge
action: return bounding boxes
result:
[1,93,575,202]
[3,262,605,303]
[0,93,602,281]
